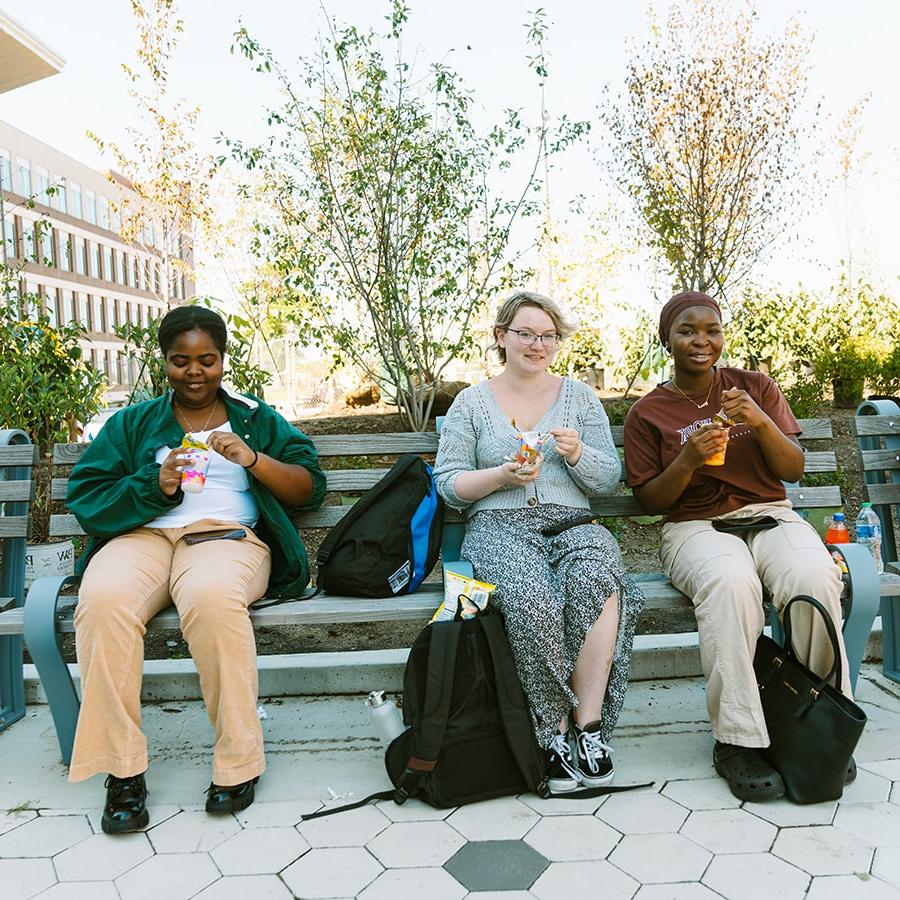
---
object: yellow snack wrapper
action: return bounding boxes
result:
[431,570,496,622]
[181,433,209,451]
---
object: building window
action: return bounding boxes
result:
[70,183,83,219]
[88,241,99,279]
[98,197,110,231]
[23,220,36,261]
[110,206,120,234]
[0,150,11,190]
[39,225,54,266]
[35,167,49,205]
[44,289,58,327]
[117,250,127,285]
[16,158,31,196]
[60,289,74,325]
[84,190,96,225]
[75,292,89,328]
[51,175,67,213]
[105,296,116,330]
[103,245,113,281]
[73,236,86,275]
[24,282,40,319]
[2,214,15,261]
[92,296,104,332]
[57,232,72,271]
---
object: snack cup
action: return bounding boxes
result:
[181,448,211,493]
[705,428,729,466]
[515,431,544,466]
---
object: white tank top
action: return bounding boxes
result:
[145,421,259,529]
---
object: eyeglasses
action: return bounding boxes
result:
[505,328,561,348]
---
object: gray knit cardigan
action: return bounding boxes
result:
[433,378,621,514]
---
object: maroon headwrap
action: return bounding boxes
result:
[658,291,722,345]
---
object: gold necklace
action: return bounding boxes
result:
[669,376,716,410]
[176,398,219,434]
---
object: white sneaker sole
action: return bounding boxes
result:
[546,776,582,794]
[579,769,615,789]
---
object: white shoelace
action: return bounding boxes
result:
[577,729,614,775]
[550,733,582,782]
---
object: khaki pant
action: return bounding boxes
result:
[660,501,852,748]
[69,519,271,785]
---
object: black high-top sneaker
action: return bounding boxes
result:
[574,720,615,788]
[545,732,582,794]
[101,773,149,834]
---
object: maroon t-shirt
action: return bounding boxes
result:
[623,367,800,522]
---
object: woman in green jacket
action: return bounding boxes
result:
[66,306,325,834]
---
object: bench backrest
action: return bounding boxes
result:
[852,404,900,565]
[0,431,36,608]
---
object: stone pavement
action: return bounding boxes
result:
[0,664,899,899]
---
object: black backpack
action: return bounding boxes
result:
[315,453,443,597]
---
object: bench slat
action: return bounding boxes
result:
[866,483,900,506]
[608,417,830,445]
[0,516,31,538]
[851,415,900,438]
[0,445,38,466]
[858,449,900,473]
[0,481,35,502]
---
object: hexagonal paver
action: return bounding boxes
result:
[805,874,900,899]
[444,840,548,891]
[54,832,153,881]
[703,852,809,899]
[892,783,900,807]
[446,797,539,840]
[235,800,321,828]
[680,808,777,854]
[375,799,453,822]
[366,821,466,868]
[281,847,382,898]
[661,777,741,811]
[115,852,220,900]
[148,810,241,853]
[532,860,639,900]
[772,825,874,876]
[834,802,900,847]
[744,797,837,828]
[461,893,533,900]
[210,826,310,875]
[609,833,711,884]
[524,814,620,862]
[0,858,56,897]
[860,760,900,781]
[39,883,120,899]
[358,867,467,900]
[634,885,722,899]
[0,809,37,837]
[194,874,294,899]
[0,814,91,857]
[842,768,892,804]
[596,792,688,834]
[873,846,900,889]
[518,793,607,816]
[296,804,389,848]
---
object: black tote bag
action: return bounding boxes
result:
[754,594,867,804]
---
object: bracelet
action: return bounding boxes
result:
[244,449,259,470]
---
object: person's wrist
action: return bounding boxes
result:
[243,449,260,470]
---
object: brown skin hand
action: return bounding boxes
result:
[633,306,803,515]
[159,328,314,506]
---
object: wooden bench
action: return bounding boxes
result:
[0,429,36,735]
[0,417,892,764]
[852,399,900,684]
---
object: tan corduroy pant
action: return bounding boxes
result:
[660,501,852,748]
[69,519,271,786]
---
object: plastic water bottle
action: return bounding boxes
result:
[365,691,405,745]
[855,502,884,574]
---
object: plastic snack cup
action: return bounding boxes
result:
[515,431,545,466]
[180,435,211,493]
[705,427,729,466]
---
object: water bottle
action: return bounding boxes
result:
[365,690,405,745]
[855,502,884,574]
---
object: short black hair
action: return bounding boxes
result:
[158,306,227,357]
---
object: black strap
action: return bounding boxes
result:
[478,614,547,791]
[414,622,462,764]
[251,585,322,610]
[781,594,843,690]
[557,782,655,799]
[300,790,396,821]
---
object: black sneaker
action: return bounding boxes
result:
[101,773,149,835]
[574,720,615,788]
[545,732,582,794]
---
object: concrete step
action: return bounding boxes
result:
[23,619,885,704]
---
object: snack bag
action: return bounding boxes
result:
[431,570,497,622]
[180,434,211,494]
[515,430,545,466]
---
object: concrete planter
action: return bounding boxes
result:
[25,539,75,590]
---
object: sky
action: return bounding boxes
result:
[3,0,900,301]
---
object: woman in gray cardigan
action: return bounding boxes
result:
[434,291,644,793]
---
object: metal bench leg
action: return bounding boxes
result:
[23,575,81,765]
[881,596,900,684]
[836,542,881,691]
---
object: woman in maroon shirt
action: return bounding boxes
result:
[623,291,852,802]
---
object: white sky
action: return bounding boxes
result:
[3,0,900,300]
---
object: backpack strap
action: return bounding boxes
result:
[394,621,462,804]
[478,613,547,792]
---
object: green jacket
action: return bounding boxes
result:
[67,387,326,597]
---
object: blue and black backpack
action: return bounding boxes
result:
[315,453,444,597]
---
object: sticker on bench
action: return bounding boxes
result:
[389,560,411,594]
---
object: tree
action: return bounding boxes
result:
[226,2,587,431]
[604,0,812,300]
[88,0,214,309]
